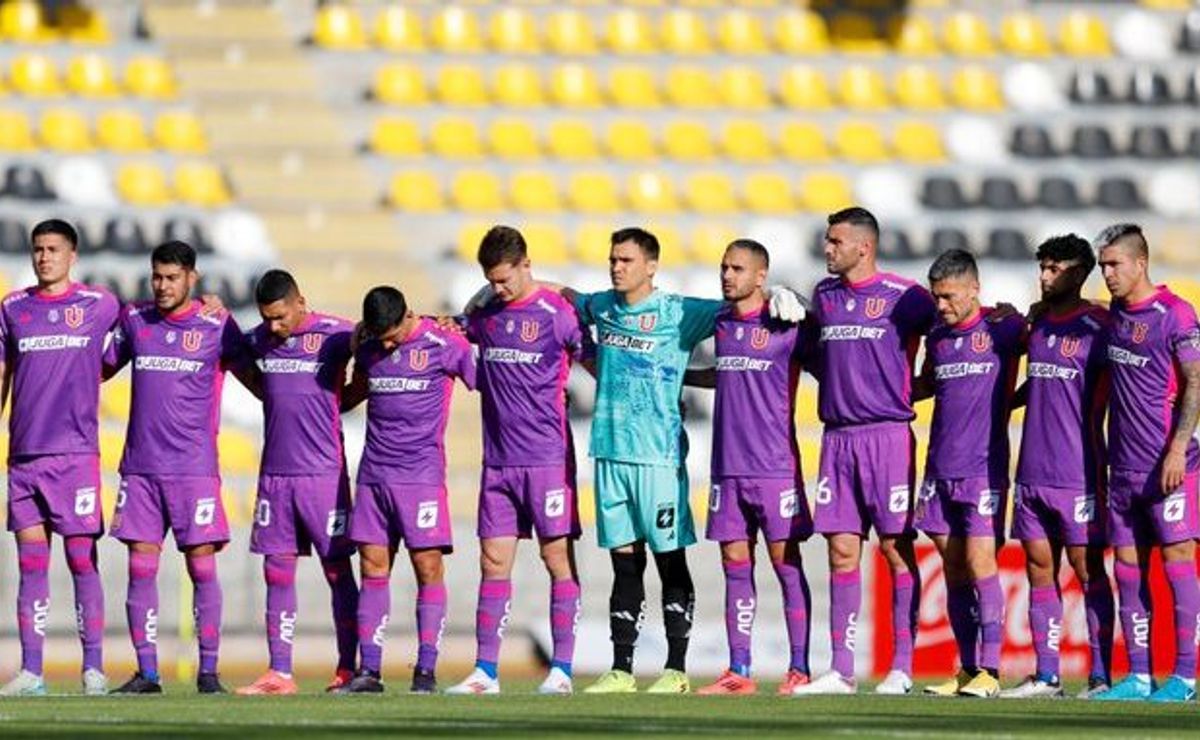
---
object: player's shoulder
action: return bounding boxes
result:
[532,287,576,317]
[422,318,469,350]
[311,312,354,335]
[1160,286,1199,321]
[814,276,842,295]
[879,272,929,300]
[1080,303,1113,331]
[75,283,119,307]
[122,300,155,320]
[1,286,32,309]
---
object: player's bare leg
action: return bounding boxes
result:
[794,533,859,695]
[2,526,52,696]
[346,544,394,693]
[876,535,918,695]
[1066,544,1114,697]
[409,547,447,694]
[538,535,579,694]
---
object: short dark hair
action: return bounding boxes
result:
[726,238,770,269]
[1094,223,1148,258]
[827,207,879,241]
[1035,234,1096,276]
[362,286,407,336]
[477,225,527,270]
[928,248,978,283]
[611,226,660,261]
[150,240,196,270]
[30,219,78,250]
[255,269,299,305]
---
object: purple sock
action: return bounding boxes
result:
[416,583,447,672]
[264,555,298,675]
[66,537,104,673]
[16,541,51,675]
[187,554,222,675]
[550,579,581,669]
[773,559,810,674]
[975,574,1004,671]
[1165,560,1200,678]
[722,559,756,672]
[475,579,512,666]
[1082,578,1114,680]
[947,583,979,671]
[1114,561,1151,675]
[892,570,917,675]
[126,550,160,676]
[830,569,861,680]
[322,558,359,672]
[1028,585,1062,678]
[357,575,390,674]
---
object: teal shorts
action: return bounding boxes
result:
[593,459,696,553]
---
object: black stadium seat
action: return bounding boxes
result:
[1072,125,1118,159]
[930,227,971,255]
[1187,68,1200,104]
[979,176,1023,211]
[1010,124,1057,159]
[102,216,149,255]
[1179,10,1200,53]
[1095,177,1145,210]
[921,176,970,210]
[1070,69,1114,105]
[1129,125,1175,159]
[1127,68,1172,106]
[1037,176,1083,210]
[2,164,54,200]
[877,229,916,260]
[0,218,28,254]
[1187,128,1200,158]
[987,229,1032,261]
[162,216,213,254]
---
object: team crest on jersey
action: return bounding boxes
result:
[846,298,856,312]
[864,297,887,319]
[303,333,323,353]
[1131,321,1149,344]
[638,314,656,332]
[47,309,59,323]
[970,330,991,354]
[182,330,202,352]
[505,319,515,334]
[64,305,84,328]
[953,336,963,351]
[1059,335,1081,358]
[520,320,539,343]
[734,326,744,341]
[1047,334,1057,348]
[165,330,176,344]
[409,349,429,370]
[750,327,770,349]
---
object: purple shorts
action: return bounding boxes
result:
[1108,467,1200,547]
[706,476,813,543]
[916,477,1007,541]
[251,473,354,559]
[350,480,452,552]
[7,453,103,537]
[109,474,229,548]
[478,465,581,540]
[1011,483,1106,547]
[814,422,916,538]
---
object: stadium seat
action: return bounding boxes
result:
[388,170,443,212]
[1072,125,1118,159]
[369,117,422,157]
[1003,62,1063,112]
[838,65,890,110]
[798,171,853,212]
[627,171,678,213]
[493,63,544,108]
[59,3,111,45]
[887,15,939,56]
[1128,68,1172,106]
[523,223,569,266]
[1182,10,1200,53]
[829,13,887,55]
[1188,128,1200,158]
[721,119,773,162]
[373,6,424,52]
[980,176,1024,210]
[921,176,970,210]
[547,118,599,160]
[683,171,738,213]
[606,9,656,54]
[430,6,484,53]
[605,119,656,161]
[1000,13,1052,56]
[2,163,53,200]
[451,169,504,212]
[1058,12,1111,56]
[374,63,427,106]
[894,64,946,110]
[1036,176,1083,210]
[987,229,1032,260]
[716,10,768,54]
[878,229,916,261]
[1148,168,1200,217]
[775,10,830,54]
[312,4,366,50]
[509,170,561,213]
[488,118,539,160]
[779,121,830,161]
[1070,69,1114,104]
[219,430,259,476]
[153,110,207,154]
[1095,176,1145,209]
[97,108,150,152]
[950,66,1004,110]
[946,117,1006,164]
[39,107,92,152]
[664,65,716,108]
[1130,125,1175,159]
[608,65,661,108]
[53,157,112,207]
[743,172,793,214]
[1114,10,1172,61]
[661,9,711,54]
[546,10,597,55]
[430,116,484,159]
[857,168,919,220]
[549,64,603,108]
[943,12,994,56]
[125,57,176,100]
[1187,68,1200,104]
[690,223,737,264]
[0,218,27,254]
[162,217,212,253]
[717,66,770,110]
[567,171,622,213]
[66,54,120,98]
[834,120,889,162]
[574,222,613,266]
[0,0,52,43]
[455,222,491,262]
[175,162,230,207]
[436,64,488,106]
[647,225,687,267]
[779,65,833,109]
[1010,124,1058,159]
[893,120,945,162]
[0,110,36,151]
[489,7,540,54]
[11,53,62,97]
[931,227,971,255]
[116,162,172,206]
[663,119,715,162]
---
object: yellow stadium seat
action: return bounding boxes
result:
[663,119,714,162]
[574,222,613,266]
[10,53,62,96]
[545,10,597,55]
[549,64,603,108]
[950,66,1004,111]
[627,171,678,213]
[493,63,544,107]
[174,161,231,207]
[116,162,171,206]
[510,170,561,213]
[488,118,539,160]
[60,4,112,44]
[605,119,656,162]
[431,116,484,159]
[100,379,132,420]
[661,9,710,54]
[97,109,150,152]
[721,119,773,163]
[389,170,443,212]
[690,223,737,264]
[374,6,424,52]
[894,64,946,110]
[779,65,833,109]
[798,171,853,213]
[370,117,422,157]
[779,121,830,162]
[893,120,945,163]
[523,223,569,266]
[887,15,940,56]
[567,171,622,214]
[716,10,768,54]
[1058,12,1111,56]
[608,65,661,108]
[1000,13,1052,56]
[218,430,259,476]
[0,110,36,151]
[124,57,176,99]
[547,118,599,161]
[664,65,716,108]
[717,66,770,110]
[451,170,504,212]
[683,171,738,213]
[312,4,366,50]
[830,13,887,54]
[430,6,483,53]
[490,7,539,54]
[606,9,656,54]
[456,222,491,262]
[943,12,994,56]
[775,10,831,54]
[651,225,689,268]
[374,63,427,106]
[834,120,889,162]
[66,54,120,97]
[1,0,53,43]
[152,110,207,154]
[39,107,91,152]
[743,172,794,214]
[838,65,890,110]
[436,64,488,106]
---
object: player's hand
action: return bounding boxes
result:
[349,321,368,354]
[766,286,807,323]
[461,285,495,316]
[434,314,466,335]
[1161,448,1187,494]
[198,293,226,317]
[988,302,1023,323]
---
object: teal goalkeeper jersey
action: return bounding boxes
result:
[575,289,722,466]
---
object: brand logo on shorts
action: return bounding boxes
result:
[64,305,84,328]
[709,484,721,512]
[520,320,539,343]
[74,486,97,517]
[888,485,910,514]
[544,489,565,518]
[327,509,347,537]
[194,497,216,526]
[1131,321,1149,344]
[638,314,657,332]
[655,504,675,530]
[779,489,799,518]
[409,349,429,371]
[303,333,324,354]
[971,331,991,354]
[182,330,202,352]
[1164,491,1186,524]
[864,297,886,319]
[750,327,769,350]
[417,501,438,529]
[977,489,999,517]
[1073,495,1095,524]
[1059,335,1081,359]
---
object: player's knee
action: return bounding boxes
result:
[827,536,860,571]
[65,538,97,575]
[538,540,572,579]
[480,549,511,579]
[411,551,444,584]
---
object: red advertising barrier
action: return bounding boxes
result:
[871,543,1200,678]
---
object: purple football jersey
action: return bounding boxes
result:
[246,312,354,476]
[924,309,1024,481]
[106,301,247,477]
[810,273,937,427]
[1106,286,1200,473]
[467,288,588,467]
[1016,304,1111,489]
[0,283,119,458]
[711,303,805,479]
[354,317,477,486]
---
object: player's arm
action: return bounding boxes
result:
[230,362,263,400]
[911,347,935,402]
[1164,357,1200,492]
[340,358,369,412]
[101,313,132,379]
[682,367,716,389]
[220,318,264,400]
[1010,380,1029,410]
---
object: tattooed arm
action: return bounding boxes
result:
[1163,358,1200,493]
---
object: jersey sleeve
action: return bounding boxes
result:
[218,315,250,370]
[554,300,593,362]
[572,290,601,326]
[895,285,937,338]
[679,297,722,349]
[1169,300,1200,364]
[104,310,133,372]
[449,335,478,390]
